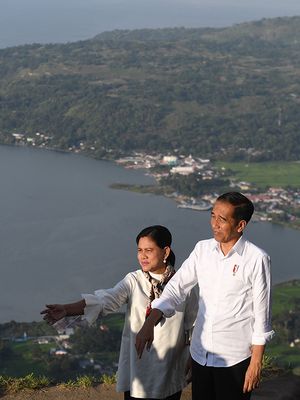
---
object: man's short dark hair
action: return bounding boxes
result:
[216,192,254,223]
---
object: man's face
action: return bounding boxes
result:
[210,200,244,245]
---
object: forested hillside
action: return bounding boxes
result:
[1,17,300,161]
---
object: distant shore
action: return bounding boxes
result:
[2,142,300,231]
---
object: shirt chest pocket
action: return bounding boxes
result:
[221,271,251,299]
[197,263,250,297]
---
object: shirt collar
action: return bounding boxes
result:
[232,235,246,256]
[212,235,247,257]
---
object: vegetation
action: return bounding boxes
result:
[0,372,117,394]
[1,17,300,161]
[272,280,300,318]
[160,173,231,197]
[1,282,299,384]
[215,161,300,188]
[59,375,98,389]
[0,314,124,381]
[110,183,166,195]
[0,373,49,394]
[0,320,56,338]
[101,373,117,385]
[0,356,280,394]
[266,280,300,370]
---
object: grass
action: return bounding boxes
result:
[0,373,117,394]
[59,375,98,389]
[266,280,300,369]
[272,280,300,318]
[0,373,50,394]
[261,354,285,380]
[215,161,300,188]
[101,373,117,385]
[266,345,300,369]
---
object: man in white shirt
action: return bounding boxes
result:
[136,192,274,400]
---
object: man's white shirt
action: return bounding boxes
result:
[152,235,274,367]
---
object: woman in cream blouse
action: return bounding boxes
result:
[41,225,198,400]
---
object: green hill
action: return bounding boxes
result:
[1,17,300,161]
[267,280,300,369]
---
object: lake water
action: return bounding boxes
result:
[0,145,299,322]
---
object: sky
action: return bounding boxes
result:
[1,0,300,48]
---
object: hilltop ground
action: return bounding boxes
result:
[1,373,300,400]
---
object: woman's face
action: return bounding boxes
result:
[137,236,169,274]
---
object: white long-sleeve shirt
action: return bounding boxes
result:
[152,236,274,367]
[81,269,198,398]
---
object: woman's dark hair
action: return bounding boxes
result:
[217,192,254,223]
[136,225,176,266]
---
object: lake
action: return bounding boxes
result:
[0,145,299,322]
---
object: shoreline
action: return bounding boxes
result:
[1,142,300,231]
[109,182,300,231]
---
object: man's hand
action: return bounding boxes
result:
[135,320,154,358]
[243,345,264,393]
[243,362,261,393]
[135,308,163,358]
